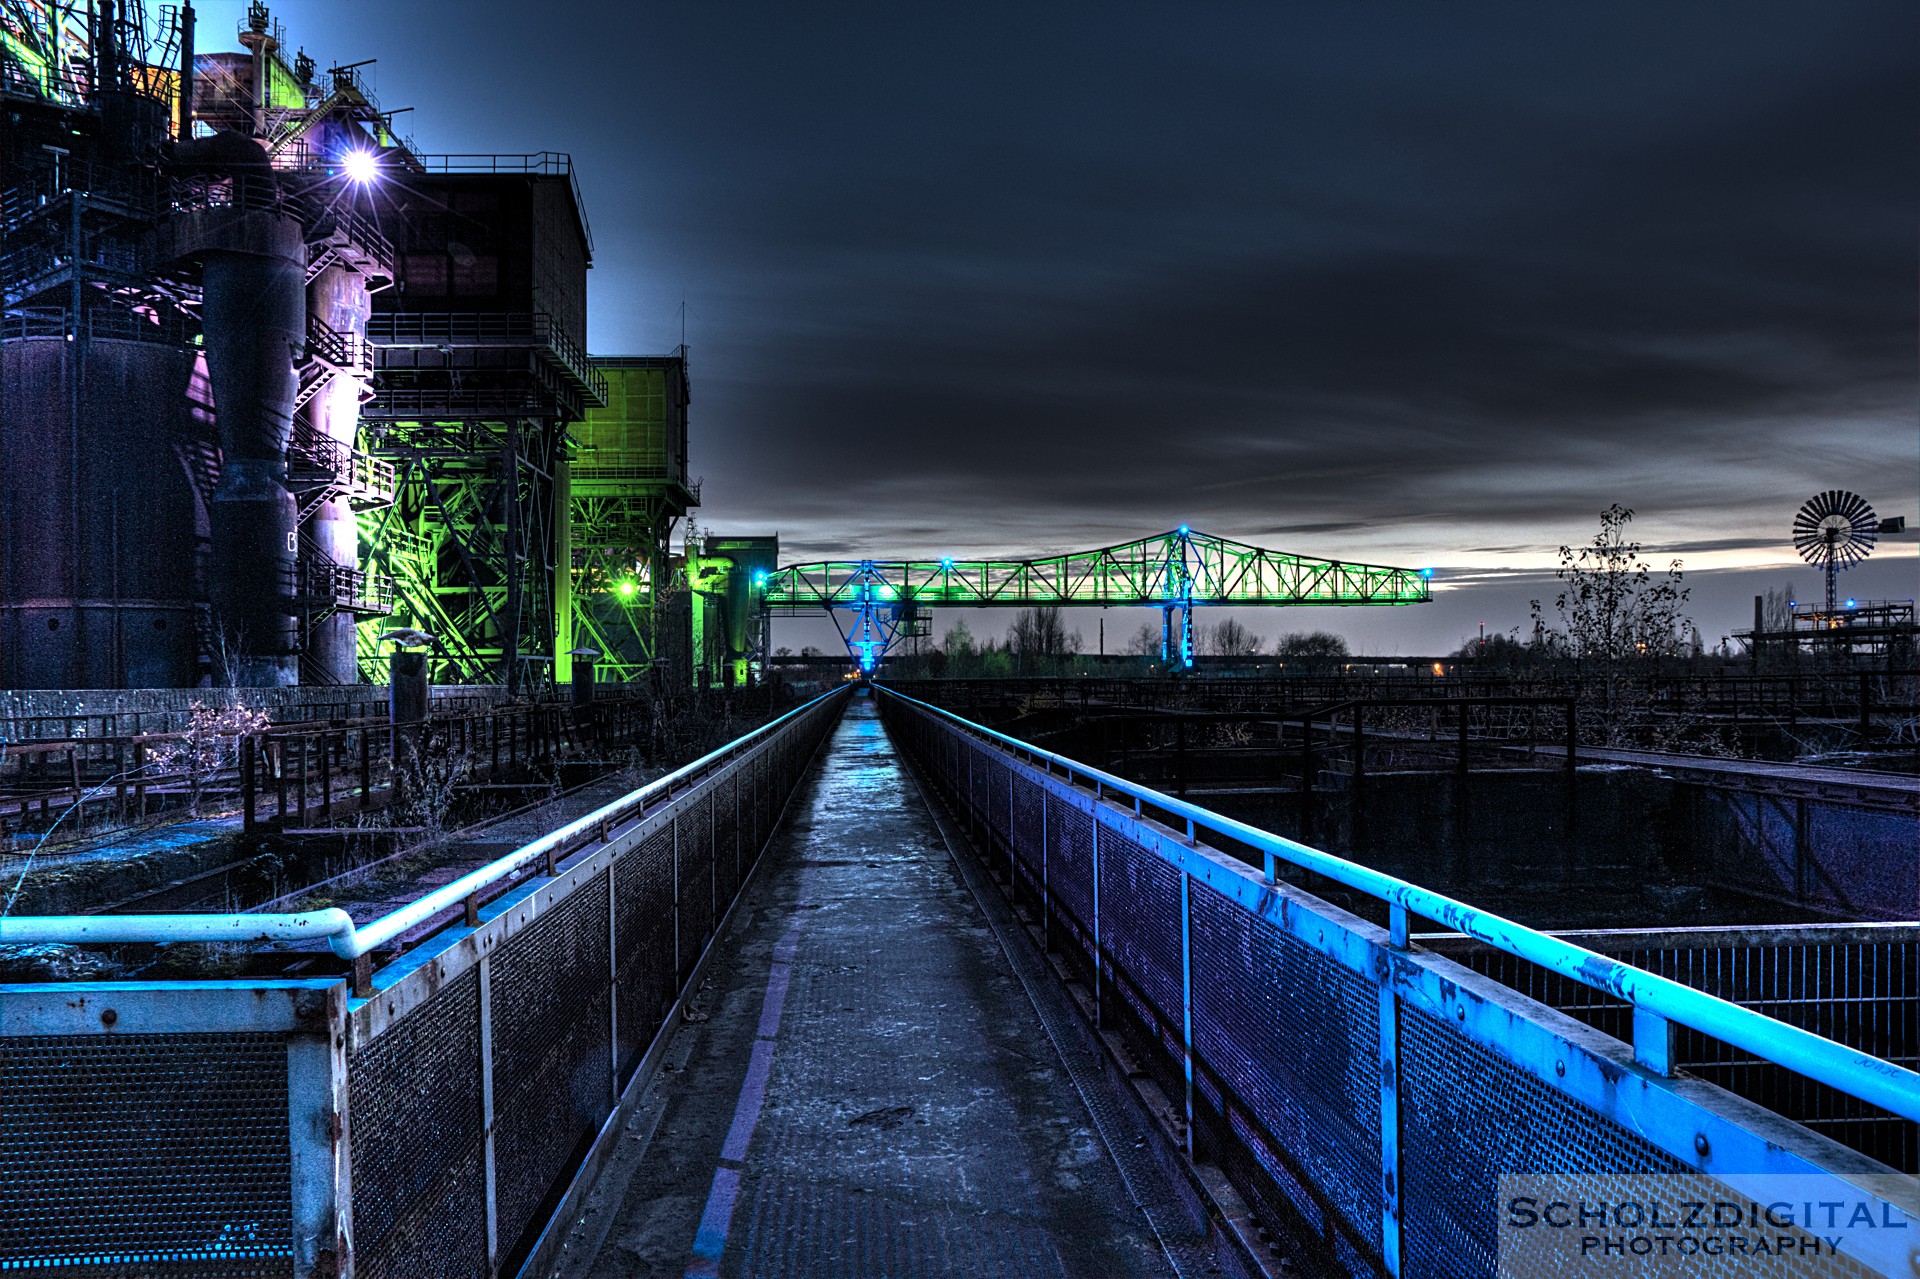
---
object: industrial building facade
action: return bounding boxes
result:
[1,1,756,693]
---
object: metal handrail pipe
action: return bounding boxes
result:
[2,688,846,964]
[875,685,1920,1124]
[0,909,355,951]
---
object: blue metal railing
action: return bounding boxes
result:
[1,688,849,973]
[875,685,1920,1124]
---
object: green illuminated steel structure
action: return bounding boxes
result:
[555,355,698,687]
[352,160,604,692]
[762,527,1432,671]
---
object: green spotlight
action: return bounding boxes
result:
[615,580,638,599]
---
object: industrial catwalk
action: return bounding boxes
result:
[555,693,1239,1279]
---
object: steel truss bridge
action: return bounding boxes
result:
[761,527,1432,670]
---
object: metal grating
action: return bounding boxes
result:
[1012,773,1044,870]
[1095,826,1184,1029]
[1189,879,1384,1255]
[1043,794,1094,937]
[1397,1002,1882,1279]
[988,757,1011,844]
[489,871,615,1265]
[676,794,715,979]
[614,825,678,1081]
[0,1032,293,1278]
[348,968,487,1279]
[1444,936,1919,1171]
[713,775,741,906]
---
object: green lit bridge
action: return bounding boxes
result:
[757,527,1432,670]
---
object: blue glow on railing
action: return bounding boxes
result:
[872,685,1920,1125]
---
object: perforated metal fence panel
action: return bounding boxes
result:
[1431,929,1919,1172]
[348,969,487,1279]
[491,871,615,1260]
[878,688,1917,1279]
[0,1031,295,1278]
[676,793,716,981]
[1,690,846,1279]
[1190,879,1383,1260]
[615,826,679,1080]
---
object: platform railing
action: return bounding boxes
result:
[0,685,848,1278]
[875,684,1919,1279]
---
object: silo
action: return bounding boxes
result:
[170,132,307,686]
[303,262,374,683]
[0,329,202,688]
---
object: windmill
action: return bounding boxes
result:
[1792,490,1878,620]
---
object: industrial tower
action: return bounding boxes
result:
[1,2,700,691]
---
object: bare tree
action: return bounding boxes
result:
[1761,582,1799,631]
[1008,608,1081,673]
[149,702,272,818]
[1204,617,1263,657]
[1532,505,1690,664]
[1530,504,1693,744]
[1123,622,1161,657]
[1274,631,1349,659]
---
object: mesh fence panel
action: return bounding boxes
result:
[490,872,615,1262]
[677,794,716,979]
[1443,935,1918,1171]
[1044,795,1094,937]
[0,1032,293,1278]
[1097,827,1184,1031]
[1012,773,1044,871]
[1095,826,1188,1106]
[615,825,679,1081]
[714,776,741,907]
[1189,880,1383,1258]
[348,968,487,1279]
[988,757,1011,844]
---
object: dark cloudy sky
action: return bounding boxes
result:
[250,1,1915,651]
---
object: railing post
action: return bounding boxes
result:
[1379,979,1404,1276]
[1634,1005,1675,1077]
[478,950,501,1270]
[1376,900,1410,1275]
[1179,868,1194,1158]
[1038,771,1049,946]
[672,802,682,983]
[608,861,620,1106]
[241,736,256,831]
[1299,713,1315,843]
[1091,808,1102,1027]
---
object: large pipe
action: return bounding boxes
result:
[176,0,194,140]
[304,263,372,682]
[95,0,118,91]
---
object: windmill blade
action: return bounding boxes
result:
[1790,489,1878,569]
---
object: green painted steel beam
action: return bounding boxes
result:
[763,528,1430,613]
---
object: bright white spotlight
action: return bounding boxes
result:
[342,150,380,184]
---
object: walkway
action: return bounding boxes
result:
[1531,742,1919,811]
[555,692,1236,1279]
